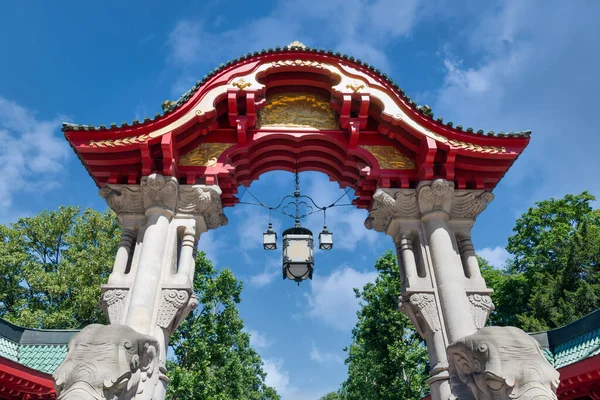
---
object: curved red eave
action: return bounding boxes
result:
[62,45,530,209]
[0,356,56,399]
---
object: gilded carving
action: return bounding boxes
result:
[288,40,307,48]
[360,145,415,170]
[89,134,149,148]
[346,81,366,93]
[258,93,338,129]
[232,78,252,90]
[179,143,233,167]
[270,60,326,69]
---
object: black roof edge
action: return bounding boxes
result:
[0,318,79,345]
[530,308,600,349]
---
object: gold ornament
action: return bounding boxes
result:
[346,81,366,93]
[89,134,150,148]
[232,78,252,90]
[360,145,415,169]
[258,93,338,130]
[179,143,233,167]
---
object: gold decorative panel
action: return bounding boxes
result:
[179,143,233,167]
[258,93,338,130]
[360,145,415,170]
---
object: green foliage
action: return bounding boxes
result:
[480,192,600,331]
[339,251,429,400]
[320,392,342,400]
[0,206,120,328]
[167,252,280,400]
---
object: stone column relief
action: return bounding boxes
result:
[54,174,227,400]
[366,179,559,400]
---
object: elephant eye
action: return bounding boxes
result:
[485,378,504,391]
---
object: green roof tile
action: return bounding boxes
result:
[19,344,69,374]
[0,337,18,362]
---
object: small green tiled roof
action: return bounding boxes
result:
[19,344,69,374]
[553,327,600,368]
[531,309,600,369]
[0,318,77,375]
[0,337,18,362]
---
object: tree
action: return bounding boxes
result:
[167,251,280,400]
[339,251,429,400]
[320,392,342,400]
[0,206,120,328]
[481,192,600,332]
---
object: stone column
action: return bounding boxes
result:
[59,174,228,400]
[365,180,496,400]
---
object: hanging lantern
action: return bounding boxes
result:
[263,222,277,250]
[282,226,314,283]
[319,226,333,250]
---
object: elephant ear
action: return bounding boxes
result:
[448,342,476,400]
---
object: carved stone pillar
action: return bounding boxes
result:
[59,174,228,400]
[365,179,496,400]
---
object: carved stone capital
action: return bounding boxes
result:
[101,288,128,325]
[451,190,494,219]
[178,185,228,229]
[447,326,560,400]
[468,293,495,330]
[400,292,442,339]
[53,324,160,400]
[100,185,144,215]
[141,174,179,213]
[417,179,455,215]
[364,188,418,232]
[156,289,198,333]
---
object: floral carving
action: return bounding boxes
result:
[101,289,128,325]
[468,294,495,330]
[178,186,228,229]
[156,289,190,332]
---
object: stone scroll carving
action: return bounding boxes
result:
[53,324,160,400]
[451,191,494,219]
[178,185,228,229]
[447,326,560,400]
[364,189,418,232]
[99,186,144,215]
[468,294,495,330]
[417,179,454,215]
[101,289,128,325]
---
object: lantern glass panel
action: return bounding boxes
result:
[319,230,333,250]
[263,231,277,250]
[282,227,314,283]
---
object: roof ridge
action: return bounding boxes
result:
[62,45,531,139]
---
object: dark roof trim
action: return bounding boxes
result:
[0,318,78,345]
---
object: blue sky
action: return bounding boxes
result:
[1,1,599,398]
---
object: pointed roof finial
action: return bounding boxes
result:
[288,40,307,48]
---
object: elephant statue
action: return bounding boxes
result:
[447,326,560,400]
[53,324,160,400]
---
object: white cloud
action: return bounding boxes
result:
[433,1,600,204]
[249,255,281,288]
[477,246,511,269]
[197,230,226,267]
[0,97,69,217]
[165,0,426,95]
[263,358,333,400]
[306,267,378,331]
[310,342,343,366]
[247,328,272,350]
